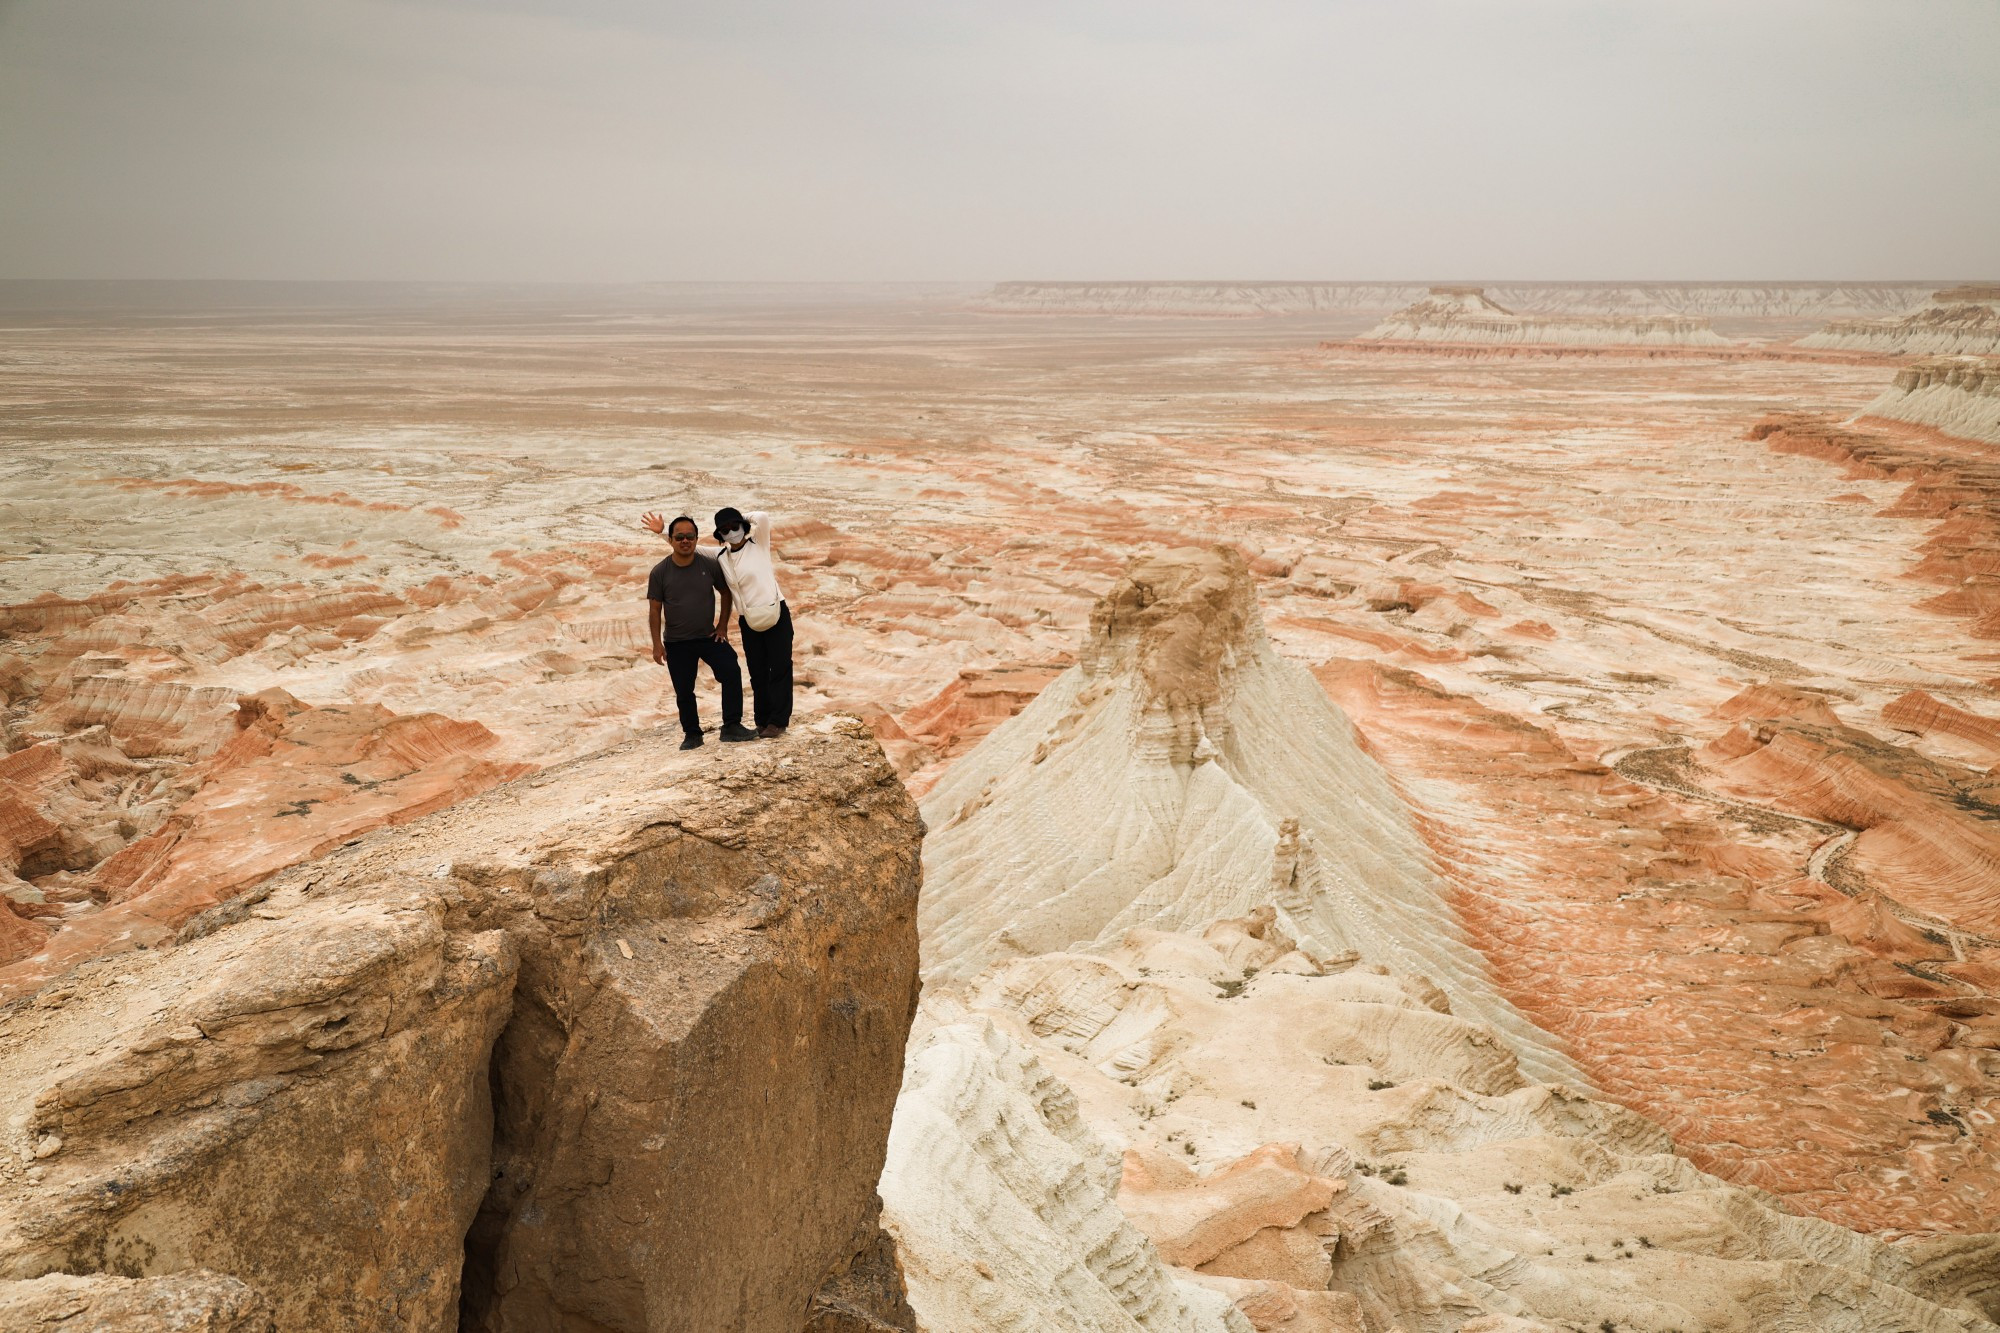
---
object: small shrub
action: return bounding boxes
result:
[1368,1079,1395,1091]
[1552,1184,1574,1197]
[1503,1182,1524,1194]
[1216,979,1245,998]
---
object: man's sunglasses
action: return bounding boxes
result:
[669,530,699,541]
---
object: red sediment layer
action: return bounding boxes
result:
[1316,658,2000,1238]
[0,687,531,998]
[1700,716,2000,938]
[1885,689,2000,761]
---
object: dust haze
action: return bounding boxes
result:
[2,0,1997,280]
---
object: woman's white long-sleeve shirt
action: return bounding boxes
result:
[717,510,784,612]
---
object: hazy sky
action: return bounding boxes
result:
[2,0,1996,281]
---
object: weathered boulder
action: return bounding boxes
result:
[0,1270,274,1331]
[0,717,923,1333]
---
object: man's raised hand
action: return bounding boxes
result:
[640,511,666,535]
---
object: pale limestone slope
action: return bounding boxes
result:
[913,912,2000,1333]
[918,546,1579,1086]
[880,1003,1254,1333]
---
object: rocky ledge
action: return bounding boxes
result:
[0,718,923,1333]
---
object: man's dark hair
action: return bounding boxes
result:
[712,506,746,538]
[667,515,699,538]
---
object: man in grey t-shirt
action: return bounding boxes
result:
[644,514,756,749]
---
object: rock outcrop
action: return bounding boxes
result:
[0,719,923,1333]
[895,910,2000,1333]
[880,1002,1252,1333]
[1859,357,2000,445]
[0,1270,275,1332]
[919,546,1574,1083]
[1802,286,2000,356]
[1358,288,1733,348]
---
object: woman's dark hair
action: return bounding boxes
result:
[667,515,699,538]
[712,506,747,538]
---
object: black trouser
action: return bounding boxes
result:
[664,636,743,740]
[740,602,794,730]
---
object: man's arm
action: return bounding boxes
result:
[640,512,666,536]
[647,600,665,664]
[714,586,734,642]
[749,510,771,546]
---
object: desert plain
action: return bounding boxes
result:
[2,282,1998,1332]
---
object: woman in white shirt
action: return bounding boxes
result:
[710,505,792,738]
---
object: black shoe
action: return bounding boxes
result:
[679,734,704,750]
[719,722,757,743]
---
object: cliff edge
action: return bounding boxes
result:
[0,718,923,1333]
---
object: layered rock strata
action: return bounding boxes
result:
[890,911,1999,1332]
[917,546,1576,1084]
[1859,358,2000,446]
[1752,412,2000,648]
[0,720,922,1333]
[1358,288,1732,349]
[1802,287,2000,357]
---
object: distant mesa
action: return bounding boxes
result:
[1802,285,2000,356]
[1358,286,1734,348]
[973,279,1945,319]
[1858,356,2000,445]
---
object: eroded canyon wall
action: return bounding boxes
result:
[0,719,922,1333]
[1860,359,2000,446]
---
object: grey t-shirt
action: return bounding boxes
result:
[646,553,727,642]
